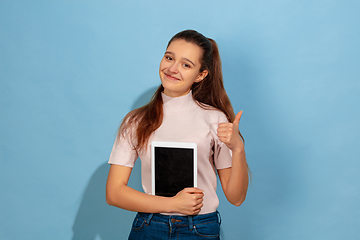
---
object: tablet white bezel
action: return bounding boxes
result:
[151,141,197,196]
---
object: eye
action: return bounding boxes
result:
[182,63,191,68]
[165,55,173,61]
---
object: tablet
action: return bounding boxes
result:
[151,141,197,197]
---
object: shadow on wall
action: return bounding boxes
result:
[72,86,159,240]
[217,47,305,240]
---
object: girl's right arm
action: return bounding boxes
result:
[106,164,204,215]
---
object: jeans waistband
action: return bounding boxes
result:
[138,211,221,231]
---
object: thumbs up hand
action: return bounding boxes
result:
[217,111,244,152]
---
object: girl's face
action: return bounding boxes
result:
[159,39,208,97]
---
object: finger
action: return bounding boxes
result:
[185,189,204,197]
[196,196,204,204]
[217,131,230,138]
[193,202,203,211]
[217,127,231,135]
[191,208,201,215]
[192,192,204,199]
[233,111,243,126]
[217,125,232,133]
[218,135,230,143]
[184,187,203,193]
[194,202,203,210]
[192,197,203,207]
[218,122,232,129]
[192,194,199,200]
[218,128,233,137]
[217,123,236,135]
[217,132,230,141]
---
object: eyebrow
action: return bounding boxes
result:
[165,51,196,67]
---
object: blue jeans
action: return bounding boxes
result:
[128,211,221,240]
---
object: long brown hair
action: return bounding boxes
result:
[118,30,242,153]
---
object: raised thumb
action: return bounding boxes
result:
[233,110,243,126]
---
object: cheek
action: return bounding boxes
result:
[159,59,168,70]
[159,61,167,78]
[187,72,201,82]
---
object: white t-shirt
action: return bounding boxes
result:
[108,91,233,214]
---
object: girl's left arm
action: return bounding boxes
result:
[217,111,249,206]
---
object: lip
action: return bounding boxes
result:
[164,73,180,81]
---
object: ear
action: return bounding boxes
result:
[195,70,208,83]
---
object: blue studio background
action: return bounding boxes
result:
[1,1,359,239]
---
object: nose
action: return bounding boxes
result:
[168,62,179,74]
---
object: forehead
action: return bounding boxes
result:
[166,39,202,64]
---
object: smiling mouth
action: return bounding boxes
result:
[164,73,180,81]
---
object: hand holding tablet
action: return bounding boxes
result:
[171,187,204,215]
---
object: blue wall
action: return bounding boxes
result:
[1,1,359,239]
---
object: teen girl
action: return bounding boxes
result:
[106,30,249,239]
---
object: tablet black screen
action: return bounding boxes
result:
[154,146,194,197]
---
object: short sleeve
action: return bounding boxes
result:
[108,127,138,168]
[210,112,233,170]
